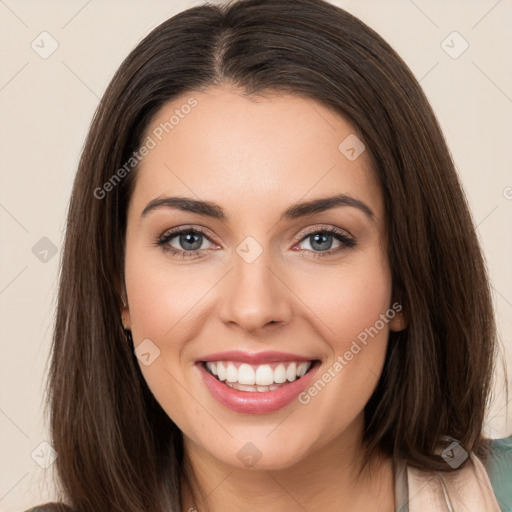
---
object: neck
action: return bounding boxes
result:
[179,423,395,512]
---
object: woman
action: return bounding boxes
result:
[27,0,511,510]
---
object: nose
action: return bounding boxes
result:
[218,246,293,334]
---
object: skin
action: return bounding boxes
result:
[121,85,406,512]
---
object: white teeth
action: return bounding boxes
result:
[255,364,274,386]
[233,382,258,392]
[225,382,287,393]
[273,364,287,383]
[238,363,256,385]
[226,363,238,383]
[209,362,218,375]
[286,362,297,382]
[216,362,226,381]
[297,362,309,377]
[205,360,313,387]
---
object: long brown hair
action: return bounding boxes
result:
[44,0,497,509]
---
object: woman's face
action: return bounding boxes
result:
[122,85,402,470]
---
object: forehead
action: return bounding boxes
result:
[130,85,383,223]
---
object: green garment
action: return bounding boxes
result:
[488,435,512,512]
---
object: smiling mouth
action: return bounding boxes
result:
[202,360,319,393]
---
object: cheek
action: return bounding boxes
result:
[299,257,394,420]
[298,251,392,350]
[332,268,391,346]
[123,246,208,428]
[124,245,209,341]
[294,251,392,411]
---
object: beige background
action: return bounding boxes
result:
[1,0,511,510]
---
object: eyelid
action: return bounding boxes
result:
[158,225,218,243]
[156,223,356,258]
[157,224,352,244]
[295,224,354,242]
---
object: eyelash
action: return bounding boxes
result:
[154,225,356,259]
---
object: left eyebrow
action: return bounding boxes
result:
[280,194,374,221]
[140,194,375,222]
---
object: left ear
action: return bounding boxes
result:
[389,311,407,332]
[121,298,131,330]
[388,292,407,332]
[115,276,131,330]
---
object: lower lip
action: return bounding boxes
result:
[197,361,320,414]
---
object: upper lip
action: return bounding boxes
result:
[197,350,316,365]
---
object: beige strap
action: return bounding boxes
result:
[406,453,501,511]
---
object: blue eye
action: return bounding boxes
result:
[156,227,214,258]
[155,226,356,259]
[296,227,356,258]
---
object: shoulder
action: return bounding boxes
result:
[24,503,73,512]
